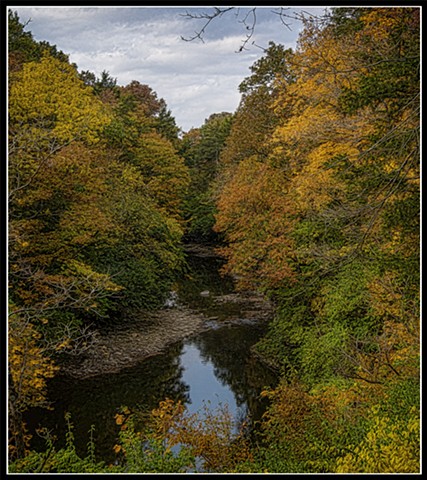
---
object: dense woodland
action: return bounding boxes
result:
[8,7,420,473]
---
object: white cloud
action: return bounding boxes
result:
[10,6,320,131]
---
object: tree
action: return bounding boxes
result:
[8,10,70,72]
[215,157,295,291]
[9,54,110,203]
[8,20,191,460]
[181,113,232,241]
[214,43,296,286]
[213,7,419,472]
[129,131,190,221]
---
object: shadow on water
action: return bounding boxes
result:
[25,343,190,464]
[24,246,278,465]
[177,250,240,318]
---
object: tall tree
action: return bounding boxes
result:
[8,16,191,461]
[214,43,296,284]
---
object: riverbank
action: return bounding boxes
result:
[60,244,275,379]
[62,289,274,379]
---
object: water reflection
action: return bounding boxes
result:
[186,323,277,424]
[24,249,278,465]
[180,341,245,418]
[26,343,190,464]
[178,252,241,319]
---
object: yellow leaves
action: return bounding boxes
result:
[368,272,404,320]
[9,54,111,147]
[114,407,132,433]
[260,388,273,399]
[273,104,335,147]
[106,285,123,292]
[131,131,190,221]
[152,398,185,427]
[126,399,253,472]
[383,158,400,174]
[8,312,59,412]
[293,141,359,212]
[64,259,120,293]
[55,338,71,352]
[335,406,420,473]
[358,9,408,44]
[114,407,131,426]
[115,414,125,426]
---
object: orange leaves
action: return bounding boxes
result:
[148,399,251,472]
[215,157,295,290]
[115,414,125,426]
[115,406,132,429]
[260,380,327,451]
[111,399,253,472]
[211,9,419,473]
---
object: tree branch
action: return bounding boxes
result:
[180,7,235,43]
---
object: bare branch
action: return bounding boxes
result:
[8,135,77,201]
[180,7,235,43]
[236,8,256,53]
[179,7,327,54]
[271,7,296,30]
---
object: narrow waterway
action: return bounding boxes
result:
[25,246,278,465]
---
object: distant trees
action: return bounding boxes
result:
[181,112,232,241]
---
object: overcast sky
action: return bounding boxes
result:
[9,6,327,132]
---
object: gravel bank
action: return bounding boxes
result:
[61,291,274,379]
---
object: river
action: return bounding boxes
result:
[24,245,278,465]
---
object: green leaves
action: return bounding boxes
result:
[181,113,232,241]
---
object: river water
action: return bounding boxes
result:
[25,247,278,465]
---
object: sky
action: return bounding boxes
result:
[9,5,327,132]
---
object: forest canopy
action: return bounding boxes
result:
[7,7,420,474]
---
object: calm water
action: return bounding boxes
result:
[25,248,278,464]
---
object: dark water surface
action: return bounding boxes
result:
[25,248,278,465]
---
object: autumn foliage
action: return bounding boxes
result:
[8,6,420,474]
[213,6,420,473]
[8,9,189,463]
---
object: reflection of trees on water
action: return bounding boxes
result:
[178,254,236,315]
[25,251,278,464]
[178,251,278,428]
[25,342,190,464]
[189,324,278,424]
